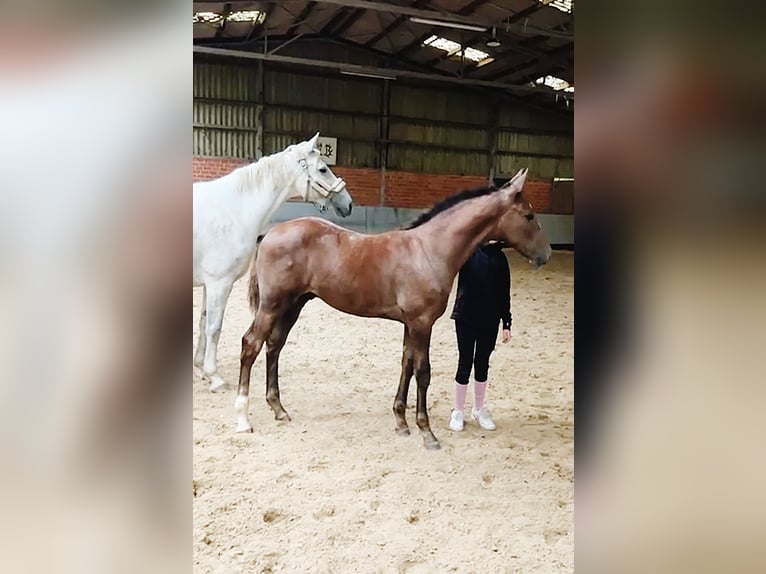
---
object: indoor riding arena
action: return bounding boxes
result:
[193,1,573,572]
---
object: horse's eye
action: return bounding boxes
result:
[525,212,534,221]
[319,167,328,174]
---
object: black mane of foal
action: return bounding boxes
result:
[403,185,499,230]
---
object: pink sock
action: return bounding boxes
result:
[473,380,488,411]
[454,383,468,412]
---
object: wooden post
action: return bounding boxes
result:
[255,36,265,159]
[488,99,499,185]
[379,78,391,206]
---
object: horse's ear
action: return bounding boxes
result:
[307,132,320,150]
[500,168,527,198]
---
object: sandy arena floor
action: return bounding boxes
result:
[193,250,573,574]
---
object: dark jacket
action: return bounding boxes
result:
[451,243,512,330]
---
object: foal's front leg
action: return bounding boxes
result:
[410,328,439,450]
[393,327,414,436]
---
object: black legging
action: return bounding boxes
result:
[454,320,498,385]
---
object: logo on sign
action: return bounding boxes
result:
[317,136,337,165]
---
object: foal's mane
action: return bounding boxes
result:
[403,185,500,229]
[232,145,301,193]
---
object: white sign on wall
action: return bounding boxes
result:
[317,136,337,165]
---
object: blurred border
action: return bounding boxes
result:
[576,2,766,572]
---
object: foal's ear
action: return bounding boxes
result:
[499,168,528,199]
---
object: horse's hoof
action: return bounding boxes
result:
[208,377,227,393]
[274,412,291,422]
[235,423,253,434]
[395,427,411,437]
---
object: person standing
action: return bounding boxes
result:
[449,242,512,431]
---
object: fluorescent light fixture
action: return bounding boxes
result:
[422,35,493,64]
[554,177,574,182]
[341,70,397,80]
[409,16,487,32]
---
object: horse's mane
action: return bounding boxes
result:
[232,145,301,193]
[403,185,499,229]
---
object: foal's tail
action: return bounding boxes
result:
[248,235,265,313]
[248,270,260,314]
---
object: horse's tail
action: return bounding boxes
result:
[248,235,265,313]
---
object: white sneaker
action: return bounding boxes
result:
[471,408,497,431]
[449,410,465,431]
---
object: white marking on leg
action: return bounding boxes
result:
[234,395,252,433]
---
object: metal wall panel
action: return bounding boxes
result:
[389,85,490,125]
[265,70,381,114]
[496,154,572,179]
[194,62,258,101]
[387,144,489,175]
[194,127,259,159]
[388,122,490,149]
[194,100,258,129]
[264,107,379,166]
[193,60,573,176]
[497,105,572,132]
[497,131,573,157]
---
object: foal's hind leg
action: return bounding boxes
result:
[202,279,234,392]
[393,327,414,436]
[235,308,279,433]
[265,296,311,422]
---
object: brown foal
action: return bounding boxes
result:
[235,168,551,449]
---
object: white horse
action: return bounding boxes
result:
[193,133,353,391]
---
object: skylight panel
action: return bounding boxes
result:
[535,75,574,92]
[227,10,266,23]
[422,35,494,65]
[538,0,573,14]
[193,11,266,25]
[193,12,223,24]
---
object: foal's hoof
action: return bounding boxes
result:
[274,411,291,422]
[235,423,253,434]
[422,433,441,450]
[395,427,411,437]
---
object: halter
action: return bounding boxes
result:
[298,158,346,199]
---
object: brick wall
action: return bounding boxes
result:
[193,156,554,212]
[522,179,554,213]
[333,167,381,207]
[384,171,489,209]
[193,156,246,182]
